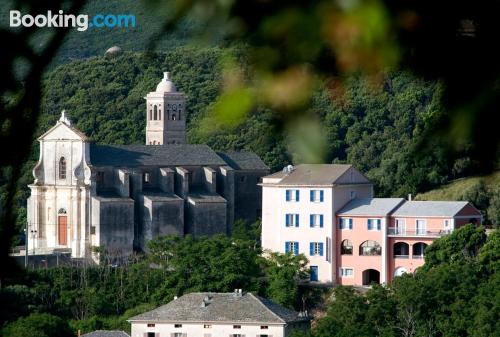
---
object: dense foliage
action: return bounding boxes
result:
[292,225,500,337]
[0,224,310,336]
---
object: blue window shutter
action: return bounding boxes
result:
[286,190,290,201]
[296,190,300,201]
[310,190,314,202]
[339,219,343,229]
[319,243,324,256]
[285,214,290,227]
[310,214,314,227]
[368,219,372,230]
[295,214,299,227]
[377,219,381,230]
[294,242,299,255]
[309,242,314,256]
[349,218,353,229]
[285,242,289,253]
[320,190,324,202]
[320,215,324,228]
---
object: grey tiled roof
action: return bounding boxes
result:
[128,292,309,324]
[263,164,363,186]
[217,151,269,171]
[338,198,406,216]
[392,201,471,217]
[90,144,227,167]
[81,331,129,337]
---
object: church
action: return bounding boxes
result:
[27,72,269,259]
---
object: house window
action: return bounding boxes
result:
[393,242,410,258]
[285,241,299,255]
[416,219,426,235]
[339,218,353,230]
[59,157,67,179]
[285,189,300,201]
[147,324,155,327]
[359,240,382,256]
[233,325,241,329]
[309,242,324,256]
[172,333,182,337]
[310,190,324,202]
[231,335,243,337]
[285,214,299,227]
[143,172,151,183]
[413,242,428,258]
[340,267,354,277]
[350,190,356,199]
[260,326,268,330]
[341,239,353,255]
[204,324,212,329]
[147,333,155,337]
[367,219,381,231]
[174,324,182,328]
[309,214,324,228]
[395,219,406,234]
[90,226,96,235]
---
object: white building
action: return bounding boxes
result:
[260,164,373,283]
[128,291,310,337]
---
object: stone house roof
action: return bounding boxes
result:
[392,201,479,217]
[128,292,309,324]
[338,198,406,216]
[81,331,129,337]
[262,164,370,186]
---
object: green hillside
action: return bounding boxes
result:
[416,171,500,225]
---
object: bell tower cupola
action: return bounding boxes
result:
[145,72,186,145]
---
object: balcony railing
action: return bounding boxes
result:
[394,254,409,259]
[388,228,452,237]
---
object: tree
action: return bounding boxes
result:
[2,313,72,337]
[263,251,308,309]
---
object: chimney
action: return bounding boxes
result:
[408,194,412,201]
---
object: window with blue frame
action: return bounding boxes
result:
[285,241,299,255]
[339,218,353,230]
[285,214,300,227]
[309,242,324,256]
[309,190,324,202]
[285,189,300,202]
[309,214,324,228]
[310,266,319,281]
[367,219,381,230]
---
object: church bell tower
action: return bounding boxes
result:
[145,72,186,145]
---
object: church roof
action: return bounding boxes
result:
[90,144,227,167]
[217,151,269,171]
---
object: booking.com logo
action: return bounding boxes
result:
[10,10,136,31]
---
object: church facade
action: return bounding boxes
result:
[27,72,269,258]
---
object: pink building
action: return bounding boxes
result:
[260,164,483,286]
[336,199,482,285]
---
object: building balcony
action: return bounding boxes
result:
[388,228,452,237]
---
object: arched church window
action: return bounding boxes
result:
[172,114,177,121]
[172,104,177,111]
[153,105,158,120]
[59,157,67,179]
[159,110,162,120]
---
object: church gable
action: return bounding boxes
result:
[38,112,88,142]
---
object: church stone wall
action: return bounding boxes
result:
[91,197,135,255]
[233,170,268,224]
[186,199,227,237]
